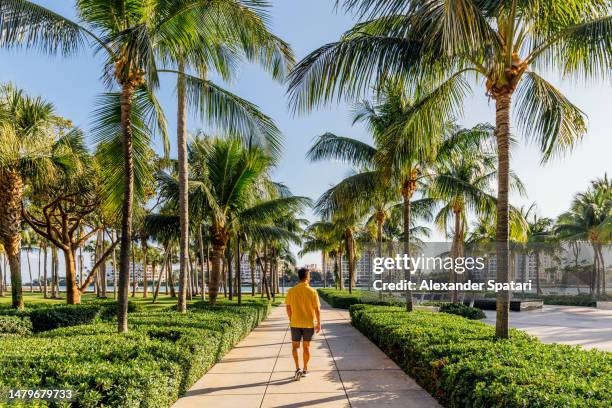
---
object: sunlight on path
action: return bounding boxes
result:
[172,302,441,408]
[482,305,612,352]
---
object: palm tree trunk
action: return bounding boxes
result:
[377,215,383,299]
[0,170,24,309]
[37,247,42,292]
[112,231,118,299]
[337,247,344,290]
[235,236,242,305]
[26,248,33,292]
[43,245,48,298]
[141,233,148,298]
[209,236,227,304]
[131,241,136,297]
[227,242,233,301]
[198,225,206,301]
[100,232,107,298]
[176,60,189,312]
[0,255,4,297]
[250,249,256,296]
[322,251,328,289]
[346,231,355,294]
[118,82,136,333]
[494,93,512,339]
[402,187,413,311]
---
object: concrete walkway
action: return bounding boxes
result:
[483,305,612,351]
[172,303,440,408]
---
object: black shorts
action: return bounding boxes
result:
[291,327,315,342]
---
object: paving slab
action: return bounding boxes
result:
[482,305,612,351]
[172,301,440,407]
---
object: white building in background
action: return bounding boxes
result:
[104,263,159,283]
[325,251,373,286]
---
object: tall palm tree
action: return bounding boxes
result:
[428,125,525,301]
[154,1,294,312]
[0,84,83,309]
[1,0,259,330]
[158,136,309,304]
[556,176,611,296]
[287,0,610,337]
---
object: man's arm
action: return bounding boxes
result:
[315,306,321,333]
[286,305,292,323]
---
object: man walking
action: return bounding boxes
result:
[285,267,321,381]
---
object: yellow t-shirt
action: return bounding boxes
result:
[285,282,320,328]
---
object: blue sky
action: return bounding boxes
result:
[3,1,611,275]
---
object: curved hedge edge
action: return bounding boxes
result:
[348,304,612,408]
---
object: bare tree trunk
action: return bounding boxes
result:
[52,246,59,299]
[168,247,176,297]
[37,247,42,292]
[26,248,33,292]
[117,82,135,333]
[250,249,256,296]
[63,248,81,304]
[494,92,512,339]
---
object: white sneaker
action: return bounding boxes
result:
[293,368,303,381]
[302,370,308,378]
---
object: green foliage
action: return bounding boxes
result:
[0,316,32,336]
[317,288,401,309]
[350,305,612,408]
[439,302,486,320]
[27,304,102,332]
[538,294,609,307]
[0,300,272,407]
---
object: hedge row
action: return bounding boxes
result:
[0,299,143,332]
[350,304,612,408]
[0,299,272,407]
[483,292,610,307]
[317,288,402,309]
[438,303,486,320]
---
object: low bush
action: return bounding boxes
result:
[0,316,32,336]
[0,299,272,407]
[317,288,402,309]
[538,294,604,307]
[439,302,486,320]
[28,304,102,332]
[350,304,612,408]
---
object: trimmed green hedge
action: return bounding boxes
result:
[0,299,272,407]
[0,300,143,333]
[317,288,402,309]
[350,304,612,408]
[438,303,486,320]
[0,316,32,336]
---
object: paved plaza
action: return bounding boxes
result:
[483,305,612,351]
[172,303,441,408]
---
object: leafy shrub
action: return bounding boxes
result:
[28,304,102,332]
[350,304,612,408]
[0,316,32,336]
[439,302,486,319]
[317,288,401,309]
[0,300,272,407]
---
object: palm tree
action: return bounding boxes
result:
[428,125,525,301]
[288,0,610,337]
[153,1,294,312]
[556,176,611,296]
[157,136,309,304]
[0,0,266,330]
[0,84,83,309]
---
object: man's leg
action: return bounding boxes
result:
[292,341,301,370]
[302,341,311,371]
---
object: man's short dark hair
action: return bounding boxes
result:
[298,268,309,281]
